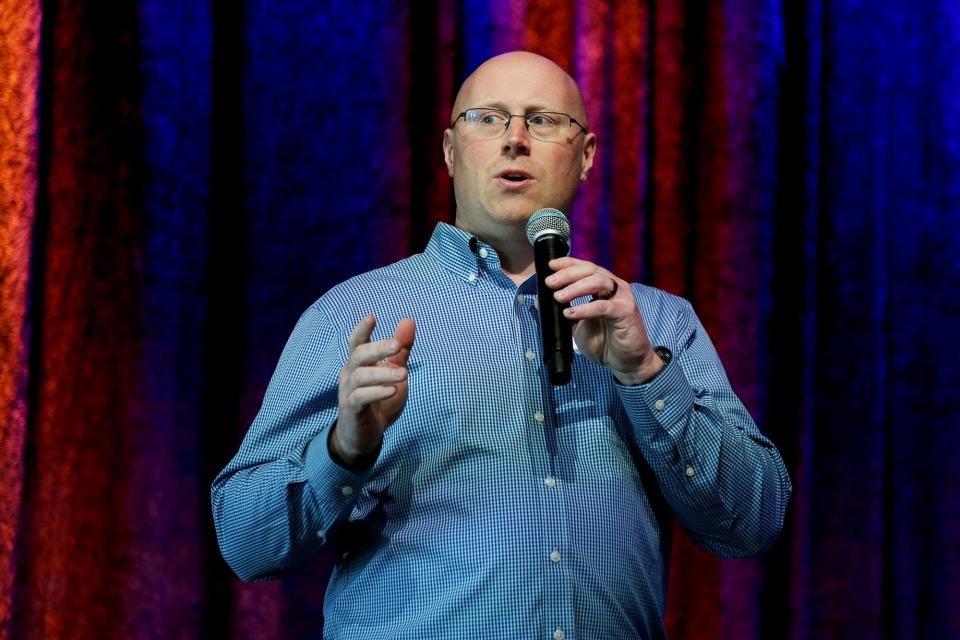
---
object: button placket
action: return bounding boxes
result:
[515,279,571,636]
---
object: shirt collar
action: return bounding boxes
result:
[425,222,538,293]
[424,222,492,284]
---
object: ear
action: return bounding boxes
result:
[442,129,455,177]
[579,132,597,181]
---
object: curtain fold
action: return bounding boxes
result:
[0,0,40,629]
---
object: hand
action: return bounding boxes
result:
[546,257,663,385]
[330,315,416,469]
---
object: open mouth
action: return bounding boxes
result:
[497,170,534,186]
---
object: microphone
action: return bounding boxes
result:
[525,208,573,386]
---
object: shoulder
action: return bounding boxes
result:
[301,252,444,336]
[311,253,433,305]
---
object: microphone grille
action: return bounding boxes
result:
[525,208,571,245]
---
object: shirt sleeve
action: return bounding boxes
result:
[210,304,372,582]
[616,296,792,558]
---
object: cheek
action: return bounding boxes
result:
[545,151,583,187]
[453,144,490,183]
[452,169,491,208]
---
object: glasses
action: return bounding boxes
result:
[451,107,588,142]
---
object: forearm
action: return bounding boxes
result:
[211,454,322,582]
[618,356,792,557]
[210,302,367,580]
[211,425,369,581]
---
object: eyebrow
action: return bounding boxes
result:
[474,101,557,113]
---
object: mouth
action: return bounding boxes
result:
[496,169,535,188]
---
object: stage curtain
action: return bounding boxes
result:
[1,0,958,638]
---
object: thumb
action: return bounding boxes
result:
[386,317,416,366]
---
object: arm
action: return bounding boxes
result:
[547,257,791,558]
[615,297,791,557]
[210,307,414,581]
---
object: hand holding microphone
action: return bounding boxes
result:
[527,208,665,386]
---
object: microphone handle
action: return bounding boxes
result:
[534,234,573,385]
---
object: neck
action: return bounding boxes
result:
[498,246,535,286]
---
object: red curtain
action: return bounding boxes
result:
[0,0,40,628]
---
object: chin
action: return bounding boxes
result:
[489,200,544,224]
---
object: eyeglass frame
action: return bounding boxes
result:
[450,107,589,141]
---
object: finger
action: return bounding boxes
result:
[548,256,593,271]
[345,385,399,410]
[350,365,408,387]
[563,298,616,320]
[544,262,606,290]
[553,273,619,303]
[347,314,377,353]
[592,279,619,300]
[385,317,416,367]
[348,337,401,369]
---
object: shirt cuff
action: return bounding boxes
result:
[614,356,697,432]
[304,428,375,532]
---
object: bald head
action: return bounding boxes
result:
[450,51,588,127]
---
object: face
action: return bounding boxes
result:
[443,53,597,243]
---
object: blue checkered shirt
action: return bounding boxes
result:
[211,222,791,639]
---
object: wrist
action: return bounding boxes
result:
[613,346,672,386]
[328,421,381,471]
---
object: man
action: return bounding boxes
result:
[212,51,791,639]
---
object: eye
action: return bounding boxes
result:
[472,110,507,126]
[527,113,558,126]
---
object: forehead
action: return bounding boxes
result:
[459,58,581,114]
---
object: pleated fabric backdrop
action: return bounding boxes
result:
[1,0,958,638]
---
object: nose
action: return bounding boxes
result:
[502,115,531,157]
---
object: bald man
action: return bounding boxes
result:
[212,52,791,639]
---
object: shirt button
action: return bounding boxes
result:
[544,475,556,488]
[317,529,326,541]
[478,247,488,258]
[554,629,565,640]
[654,399,666,411]
[467,273,477,282]
[550,548,561,563]
[340,485,354,496]
[685,466,696,477]
[516,294,525,304]
[525,350,536,361]
[533,411,545,422]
